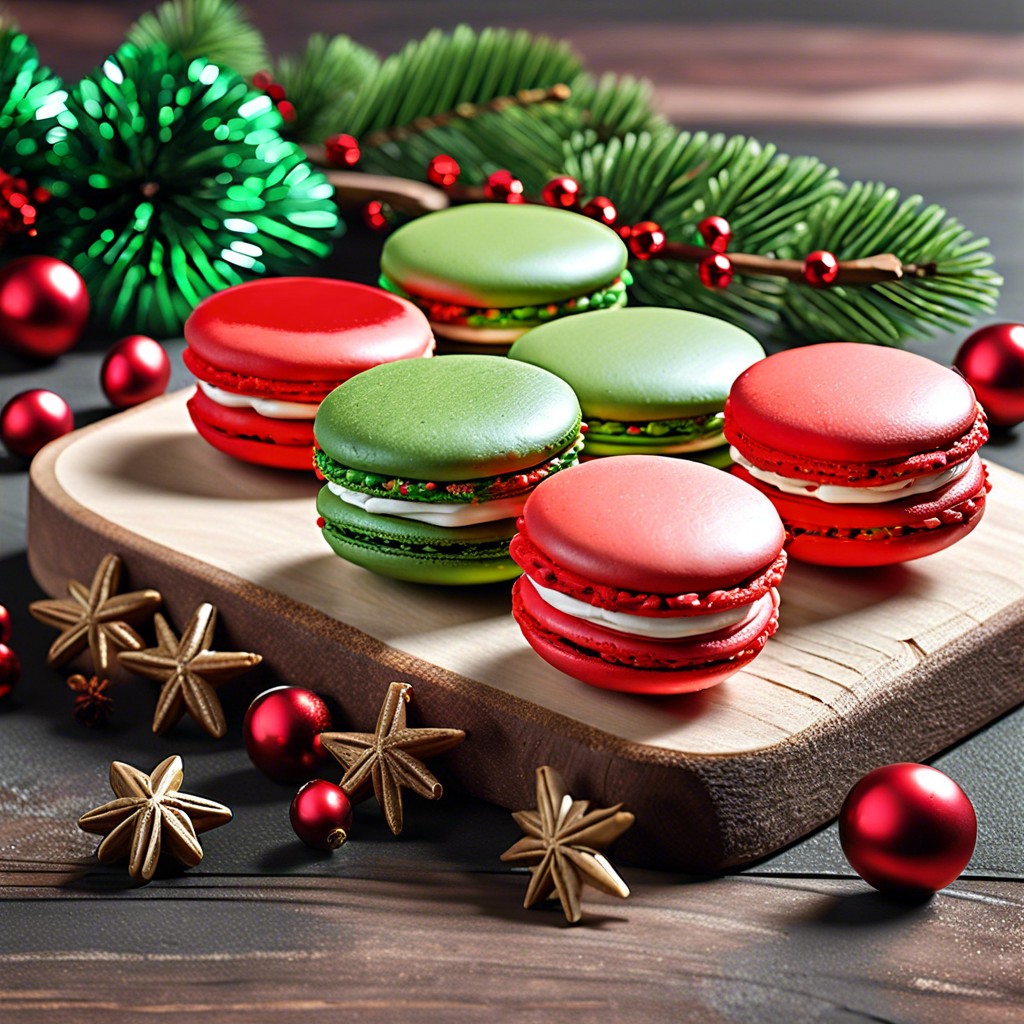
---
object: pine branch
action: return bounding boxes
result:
[126,0,268,77]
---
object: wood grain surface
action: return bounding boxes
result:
[25,390,1024,871]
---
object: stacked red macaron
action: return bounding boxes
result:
[184,278,434,469]
[510,457,787,694]
[724,343,989,566]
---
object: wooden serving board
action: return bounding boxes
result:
[27,390,1024,871]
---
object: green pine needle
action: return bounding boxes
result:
[126,0,269,77]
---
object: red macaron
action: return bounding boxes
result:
[724,343,989,566]
[510,456,787,694]
[183,278,434,469]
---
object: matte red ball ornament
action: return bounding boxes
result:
[427,154,460,188]
[0,256,89,359]
[243,686,333,783]
[698,253,733,289]
[581,196,618,228]
[627,221,666,260]
[697,215,732,253]
[839,763,977,895]
[290,779,353,850]
[101,335,171,409]
[0,643,20,701]
[1,389,74,458]
[954,323,1024,428]
[0,604,10,645]
[541,176,581,210]
[803,250,839,288]
[484,169,525,204]
[324,133,361,168]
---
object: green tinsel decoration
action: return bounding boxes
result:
[41,43,341,337]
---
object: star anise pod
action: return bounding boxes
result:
[67,673,113,727]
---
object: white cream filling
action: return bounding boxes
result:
[730,448,969,504]
[198,380,320,420]
[327,480,527,528]
[526,576,756,639]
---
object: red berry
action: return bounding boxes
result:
[324,133,361,168]
[803,250,839,287]
[485,170,525,204]
[698,253,733,289]
[316,516,325,529]
[581,196,618,228]
[252,71,272,90]
[627,222,666,260]
[427,154,460,188]
[541,176,581,210]
[697,215,732,253]
[362,200,390,232]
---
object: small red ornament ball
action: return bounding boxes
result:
[0,604,10,645]
[697,215,732,253]
[101,335,171,409]
[627,221,666,260]
[541,176,581,210]
[484,169,525,204]
[0,643,20,701]
[324,133,361,168]
[839,763,977,895]
[581,196,617,228]
[243,686,333,784]
[698,253,733,289]
[427,154,460,189]
[803,250,839,288]
[290,779,353,850]
[0,256,89,360]
[1,389,74,458]
[954,323,1024,428]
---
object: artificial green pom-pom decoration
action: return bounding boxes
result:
[41,43,341,336]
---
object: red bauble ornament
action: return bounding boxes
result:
[243,686,333,784]
[0,256,89,360]
[954,323,1024,428]
[697,215,732,253]
[427,154,460,189]
[627,221,666,260]
[101,335,171,409]
[290,779,353,850]
[362,199,392,232]
[803,250,839,288]
[0,604,10,645]
[0,643,20,701]
[324,133,361,168]
[541,176,581,210]
[839,763,977,895]
[698,253,733,289]
[581,196,618,228]
[1,389,74,458]
[484,169,525,204]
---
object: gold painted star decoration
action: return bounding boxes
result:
[118,603,261,739]
[29,553,162,675]
[319,682,465,835]
[501,765,635,924]
[78,754,232,883]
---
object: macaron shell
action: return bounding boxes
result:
[380,205,629,308]
[512,577,779,694]
[520,455,785,594]
[508,307,765,419]
[314,355,581,481]
[185,277,434,384]
[725,343,981,468]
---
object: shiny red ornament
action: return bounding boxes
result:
[697,215,732,253]
[839,763,977,895]
[0,643,20,701]
[0,604,10,645]
[101,335,171,409]
[1,389,74,458]
[243,686,333,783]
[627,221,666,260]
[484,169,525,204]
[954,323,1024,428]
[0,256,90,360]
[290,779,353,850]
[324,133,361,168]
[362,200,391,233]
[427,154,460,189]
[803,250,839,288]
[541,176,581,210]
[698,253,733,289]
[581,196,618,228]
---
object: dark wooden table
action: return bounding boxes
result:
[2,3,1023,1020]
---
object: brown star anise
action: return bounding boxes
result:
[501,765,635,924]
[67,673,113,726]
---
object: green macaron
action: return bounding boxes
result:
[379,205,630,345]
[508,307,765,457]
[313,355,583,584]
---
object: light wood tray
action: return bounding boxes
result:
[27,390,1024,870]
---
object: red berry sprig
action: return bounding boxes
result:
[484,169,525,204]
[803,250,839,287]
[698,253,734,289]
[325,133,361,168]
[0,169,49,248]
[427,154,460,188]
[697,215,732,253]
[541,176,581,210]
[362,199,392,232]
[626,222,666,260]
[252,70,296,123]
[581,196,617,228]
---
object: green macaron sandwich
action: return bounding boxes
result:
[508,307,765,460]
[379,204,631,346]
[313,355,583,584]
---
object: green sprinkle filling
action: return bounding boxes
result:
[585,412,724,441]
